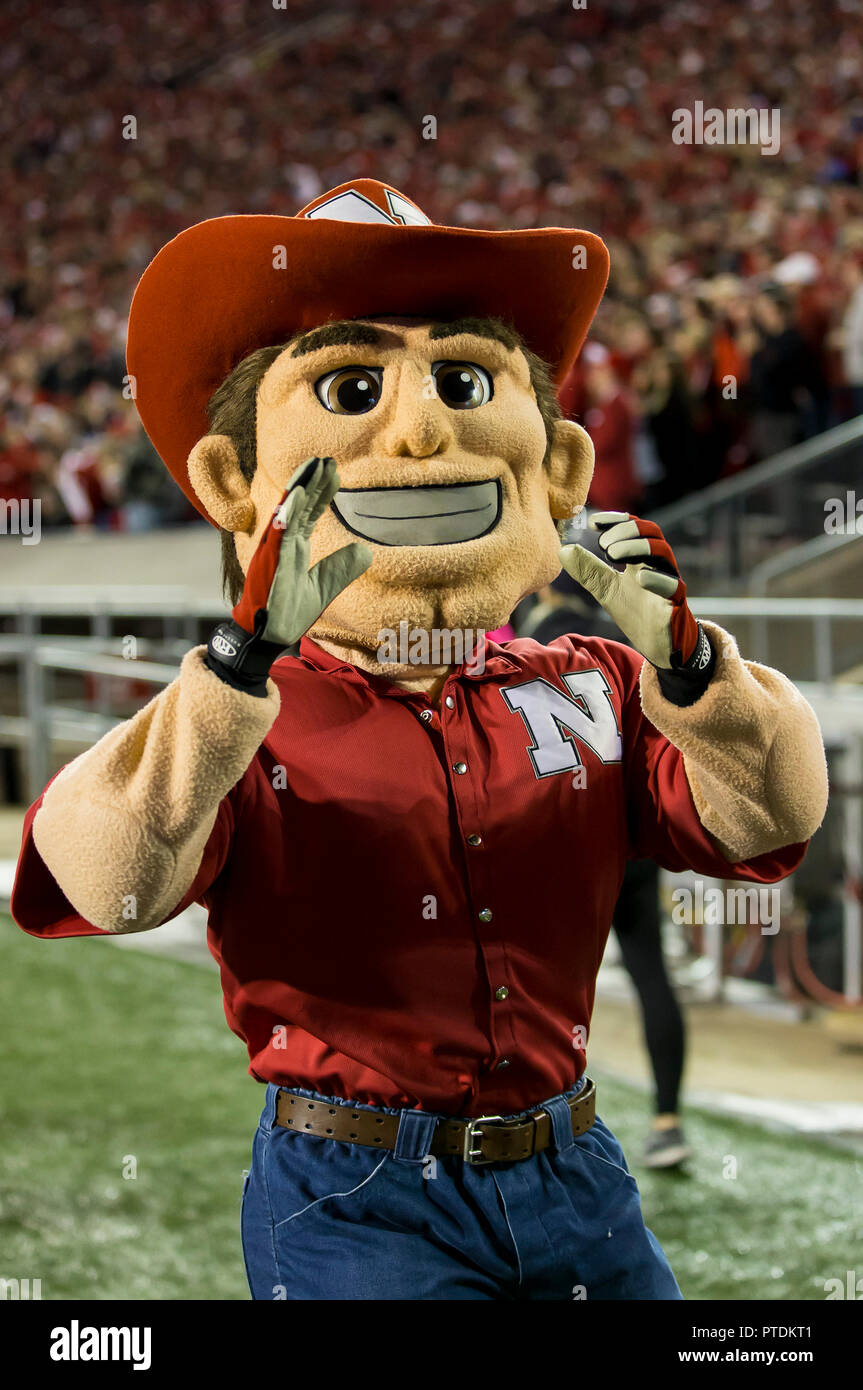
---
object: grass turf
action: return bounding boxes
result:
[0,912,857,1300]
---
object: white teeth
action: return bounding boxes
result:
[331,479,501,546]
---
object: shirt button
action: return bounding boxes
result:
[445,696,455,709]
[495,1058,511,1069]
[466,833,482,847]
[478,908,493,923]
[453,761,468,774]
[420,709,433,722]
[494,986,509,1001]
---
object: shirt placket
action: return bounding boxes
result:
[420,676,518,1084]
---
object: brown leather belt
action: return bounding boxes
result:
[275,1079,596,1165]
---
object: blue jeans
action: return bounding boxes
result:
[241,1080,682,1300]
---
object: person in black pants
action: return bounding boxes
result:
[612,856,690,1166]
[515,568,691,1167]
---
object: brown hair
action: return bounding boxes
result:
[206,317,564,604]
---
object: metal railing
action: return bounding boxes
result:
[0,637,181,801]
[749,527,862,595]
[689,596,863,685]
[0,586,227,637]
[652,415,863,594]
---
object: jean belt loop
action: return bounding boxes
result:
[260,1082,281,1133]
[544,1094,577,1154]
[393,1108,438,1163]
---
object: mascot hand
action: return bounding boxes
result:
[560,512,714,695]
[206,457,372,693]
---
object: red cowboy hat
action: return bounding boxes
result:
[126,178,609,524]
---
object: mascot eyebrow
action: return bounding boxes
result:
[289,316,521,358]
[428,316,520,349]
[290,322,382,356]
[208,314,563,603]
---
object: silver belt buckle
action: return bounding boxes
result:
[463,1114,504,1165]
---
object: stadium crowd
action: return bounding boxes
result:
[3,0,863,529]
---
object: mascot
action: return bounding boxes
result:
[12,179,828,1301]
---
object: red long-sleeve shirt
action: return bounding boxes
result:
[12,634,805,1117]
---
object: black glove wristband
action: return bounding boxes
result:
[656,623,716,707]
[205,616,287,697]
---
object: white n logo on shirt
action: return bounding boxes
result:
[501,670,622,779]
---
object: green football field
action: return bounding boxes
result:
[0,911,857,1301]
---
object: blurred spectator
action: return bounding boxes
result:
[839,256,863,416]
[581,344,642,511]
[746,288,817,459]
[0,426,38,505]
[120,432,195,531]
[630,329,696,506]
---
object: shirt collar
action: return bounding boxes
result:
[298,635,521,687]
[297,636,360,676]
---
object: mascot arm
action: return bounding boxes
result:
[31,649,279,934]
[30,457,370,934]
[640,620,828,863]
[561,512,828,862]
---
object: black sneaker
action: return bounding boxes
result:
[642,1126,692,1169]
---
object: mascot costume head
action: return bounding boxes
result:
[126,178,609,672]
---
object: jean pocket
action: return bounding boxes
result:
[555,1117,638,1187]
[265,1127,392,1231]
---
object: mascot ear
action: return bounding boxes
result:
[187,434,256,534]
[545,418,594,521]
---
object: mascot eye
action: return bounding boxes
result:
[315,367,382,414]
[432,361,493,409]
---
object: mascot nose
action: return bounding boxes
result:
[382,376,454,459]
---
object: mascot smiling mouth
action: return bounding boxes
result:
[331,478,502,546]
